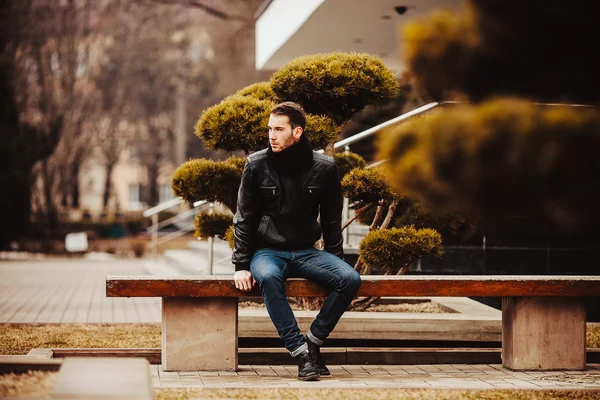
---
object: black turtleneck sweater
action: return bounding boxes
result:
[266,133,313,176]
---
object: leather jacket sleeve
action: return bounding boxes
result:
[232,159,259,271]
[320,163,344,259]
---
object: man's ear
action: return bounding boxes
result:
[293,126,303,139]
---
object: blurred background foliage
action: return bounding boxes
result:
[380,0,600,241]
[0,0,268,247]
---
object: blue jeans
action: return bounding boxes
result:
[250,247,361,355]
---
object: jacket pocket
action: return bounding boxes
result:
[305,185,323,209]
[256,215,269,243]
[258,185,278,197]
[307,185,323,196]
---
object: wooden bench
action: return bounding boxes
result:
[106,275,600,372]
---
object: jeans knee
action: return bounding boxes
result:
[341,269,361,294]
[255,270,282,287]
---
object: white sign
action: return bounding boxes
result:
[65,232,88,252]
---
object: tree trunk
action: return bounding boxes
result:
[103,164,114,211]
[71,157,81,208]
[72,175,80,209]
[369,201,385,230]
[41,160,58,231]
[147,161,159,206]
[0,172,32,248]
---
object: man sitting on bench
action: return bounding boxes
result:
[232,101,362,381]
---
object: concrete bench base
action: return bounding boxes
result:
[161,296,587,371]
[502,297,586,370]
[162,297,238,371]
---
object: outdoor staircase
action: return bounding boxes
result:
[143,238,234,276]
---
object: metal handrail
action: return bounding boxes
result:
[333,101,440,150]
[145,197,209,261]
[316,101,442,154]
[142,197,183,218]
[147,201,208,232]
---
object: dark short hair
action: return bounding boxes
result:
[270,101,306,131]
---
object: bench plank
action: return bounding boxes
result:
[107,275,600,298]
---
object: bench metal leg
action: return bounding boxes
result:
[162,297,238,371]
[502,297,586,370]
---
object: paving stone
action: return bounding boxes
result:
[198,371,220,376]
[158,370,180,377]
[237,370,258,376]
[218,371,239,376]
[178,371,199,377]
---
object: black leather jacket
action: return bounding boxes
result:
[232,149,344,271]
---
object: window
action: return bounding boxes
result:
[129,183,142,208]
[159,184,175,204]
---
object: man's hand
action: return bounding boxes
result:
[234,270,256,292]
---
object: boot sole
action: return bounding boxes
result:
[298,373,321,381]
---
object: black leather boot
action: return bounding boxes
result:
[293,349,320,381]
[308,339,330,376]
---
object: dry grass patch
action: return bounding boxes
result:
[0,324,160,355]
[153,388,600,400]
[2,378,598,400]
[588,324,600,348]
[239,301,447,313]
[1,323,599,356]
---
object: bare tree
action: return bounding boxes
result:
[0,0,118,239]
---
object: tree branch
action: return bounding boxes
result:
[380,199,399,230]
[369,200,385,231]
[341,203,372,232]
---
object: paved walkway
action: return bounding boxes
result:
[0,259,160,323]
[150,364,600,390]
[2,258,600,391]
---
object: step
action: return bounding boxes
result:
[50,357,152,400]
[142,259,187,276]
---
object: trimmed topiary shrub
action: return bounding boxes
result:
[379,98,600,233]
[342,166,472,240]
[195,95,276,153]
[403,9,479,101]
[171,158,242,211]
[360,226,442,274]
[194,94,338,153]
[222,156,247,174]
[194,212,234,240]
[403,1,600,103]
[237,81,278,102]
[304,114,338,151]
[333,152,366,179]
[341,167,395,206]
[270,52,399,125]
[224,225,234,249]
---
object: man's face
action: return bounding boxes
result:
[268,114,302,153]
